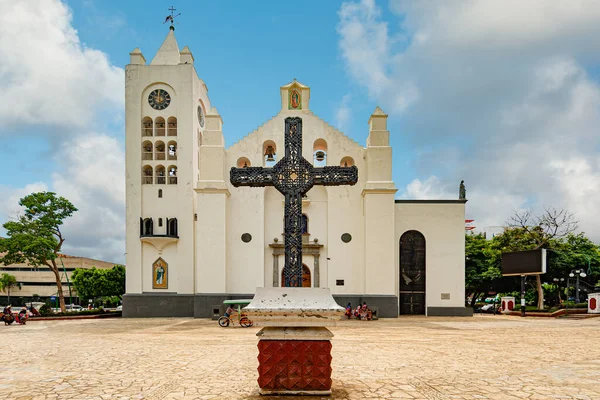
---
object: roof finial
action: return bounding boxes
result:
[163,6,181,31]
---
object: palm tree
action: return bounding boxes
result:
[0,273,21,304]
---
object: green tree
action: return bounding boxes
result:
[465,233,518,307]
[0,273,21,305]
[71,265,126,303]
[545,233,600,303]
[0,192,77,312]
[465,234,497,307]
[506,208,579,309]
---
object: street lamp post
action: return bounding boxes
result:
[553,277,565,304]
[569,269,587,303]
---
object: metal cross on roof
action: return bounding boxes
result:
[230,117,358,287]
[163,6,181,29]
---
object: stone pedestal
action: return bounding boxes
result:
[501,296,515,314]
[244,287,344,396]
[588,293,599,314]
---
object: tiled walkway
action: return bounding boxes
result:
[1,315,598,399]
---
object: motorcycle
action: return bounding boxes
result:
[1,312,15,325]
[16,312,27,325]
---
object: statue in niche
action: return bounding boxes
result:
[459,180,466,200]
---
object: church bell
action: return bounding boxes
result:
[315,150,325,162]
[265,145,276,162]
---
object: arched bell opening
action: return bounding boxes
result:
[237,157,251,168]
[313,138,327,167]
[340,156,355,167]
[155,117,166,137]
[263,140,277,167]
[167,141,177,160]
[142,141,153,161]
[142,165,153,185]
[142,117,153,137]
[155,141,166,160]
[167,117,177,136]
[155,165,166,184]
[168,165,177,184]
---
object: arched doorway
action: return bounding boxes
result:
[399,230,426,315]
[281,264,311,287]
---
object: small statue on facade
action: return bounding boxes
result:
[459,180,466,200]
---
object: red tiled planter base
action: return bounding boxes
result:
[257,339,332,394]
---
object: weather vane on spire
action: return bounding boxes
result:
[163,6,181,30]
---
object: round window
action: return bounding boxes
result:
[241,233,252,243]
[341,233,352,243]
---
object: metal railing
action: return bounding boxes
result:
[156,176,166,184]
[142,152,153,160]
[142,176,153,184]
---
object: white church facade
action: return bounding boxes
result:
[123,28,471,318]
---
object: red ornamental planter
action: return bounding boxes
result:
[257,340,332,392]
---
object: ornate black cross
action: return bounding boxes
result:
[230,117,358,287]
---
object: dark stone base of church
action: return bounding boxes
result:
[122,293,195,317]
[123,293,255,318]
[123,293,472,318]
[427,306,473,316]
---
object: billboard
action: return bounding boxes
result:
[501,249,547,276]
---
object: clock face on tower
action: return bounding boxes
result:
[148,89,171,110]
[197,105,204,127]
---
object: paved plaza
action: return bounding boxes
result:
[1,315,599,400]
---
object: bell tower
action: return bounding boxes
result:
[123,23,215,315]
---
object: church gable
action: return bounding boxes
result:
[227,80,364,171]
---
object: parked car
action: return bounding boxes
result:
[65,304,83,312]
[116,305,123,311]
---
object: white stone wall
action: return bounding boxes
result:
[225,108,367,294]
[126,40,209,296]
[394,202,466,312]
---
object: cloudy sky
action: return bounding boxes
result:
[1,0,599,264]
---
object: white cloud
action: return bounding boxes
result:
[0,0,123,129]
[337,0,419,113]
[338,0,600,241]
[0,182,50,224]
[334,94,352,132]
[0,0,125,263]
[53,135,125,263]
[399,176,454,200]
